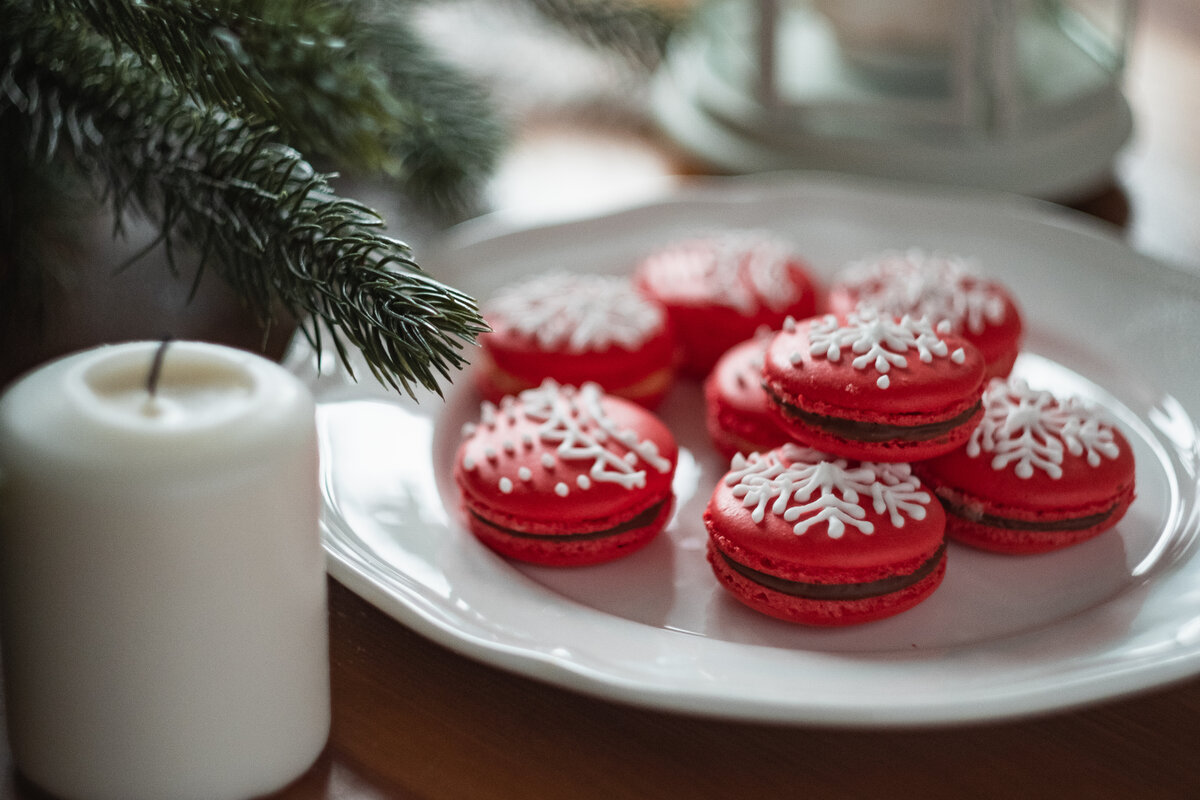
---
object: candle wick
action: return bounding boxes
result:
[147,336,173,399]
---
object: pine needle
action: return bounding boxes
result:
[1,1,489,398]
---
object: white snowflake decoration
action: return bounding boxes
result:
[840,249,1007,335]
[805,310,965,389]
[724,444,931,538]
[469,380,672,496]
[966,377,1122,479]
[485,272,663,352]
[641,231,803,313]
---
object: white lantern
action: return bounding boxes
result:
[652,0,1136,199]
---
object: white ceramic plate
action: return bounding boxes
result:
[290,173,1200,727]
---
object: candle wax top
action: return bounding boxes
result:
[0,341,315,475]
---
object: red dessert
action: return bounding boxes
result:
[828,249,1023,380]
[477,272,676,407]
[634,231,819,376]
[703,335,790,459]
[914,377,1137,554]
[454,380,678,566]
[762,311,987,462]
[704,444,947,625]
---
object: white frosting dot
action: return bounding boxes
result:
[484,446,498,461]
[577,475,592,490]
[503,439,516,454]
[952,347,966,364]
[518,467,533,481]
[788,351,804,366]
[462,454,477,471]
[876,374,890,389]
[541,453,556,469]
[499,477,513,494]
[555,482,569,497]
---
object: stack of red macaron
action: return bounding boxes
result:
[453,238,1138,628]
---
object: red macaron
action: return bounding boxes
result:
[827,249,1024,380]
[704,444,947,625]
[703,335,791,459]
[633,231,819,377]
[762,310,987,462]
[914,376,1137,554]
[454,380,678,566]
[477,271,676,408]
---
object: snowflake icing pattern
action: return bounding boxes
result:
[841,249,1007,335]
[483,380,672,494]
[805,310,965,389]
[724,444,931,538]
[966,378,1121,479]
[642,232,802,314]
[485,272,663,352]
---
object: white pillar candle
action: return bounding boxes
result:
[0,341,330,800]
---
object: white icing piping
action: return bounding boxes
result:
[484,272,664,352]
[640,231,804,314]
[839,248,1008,335]
[806,310,954,389]
[966,377,1121,479]
[724,444,930,538]
[467,380,672,497]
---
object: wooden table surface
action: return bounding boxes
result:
[5,2,1200,798]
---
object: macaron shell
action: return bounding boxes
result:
[913,376,1137,554]
[703,337,791,458]
[467,496,674,566]
[763,320,986,418]
[915,428,1135,554]
[926,486,1135,554]
[707,539,947,625]
[478,272,678,407]
[917,426,1136,513]
[633,236,819,375]
[704,466,946,584]
[478,322,677,408]
[826,251,1024,380]
[455,385,678,530]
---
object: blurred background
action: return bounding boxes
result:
[2,0,1198,385]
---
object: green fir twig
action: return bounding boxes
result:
[1,1,489,397]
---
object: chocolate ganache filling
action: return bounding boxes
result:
[470,499,666,541]
[935,490,1120,532]
[765,384,981,443]
[718,544,946,601]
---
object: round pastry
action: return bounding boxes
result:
[476,271,676,408]
[827,248,1023,379]
[454,380,678,566]
[633,230,819,376]
[762,310,987,462]
[703,335,790,459]
[913,376,1136,554]
[704,444,947,626]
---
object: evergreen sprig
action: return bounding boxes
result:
[38,0,504,213]
[1,0,683,395]
[1,0,489,397]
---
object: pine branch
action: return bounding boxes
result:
[1,2,488,397]
[353,7,506,216]
[43,0,504,216]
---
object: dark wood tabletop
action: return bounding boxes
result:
[4,2,1200,798]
